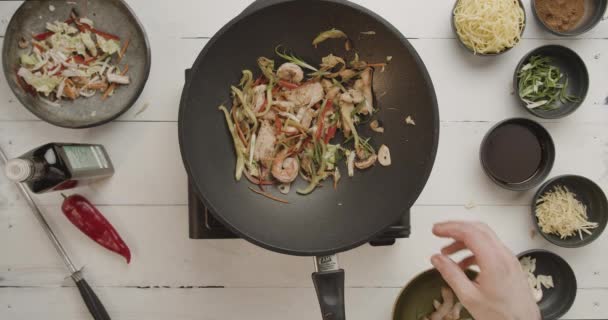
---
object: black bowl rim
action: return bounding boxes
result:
[516,249,577,320]
[531,174,608,248]
[480,117,555,191]
[1,0,151,129]
[531,0,608,37]
[451,0,527,56]
[513,44,589,119]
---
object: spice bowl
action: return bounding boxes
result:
[392,268,477,320]
[517,249,577,320]
[532,175,608,248]
[452,0,526,56]
[514,45,589,119]
[480,118,555,191]
[532,0,608,37]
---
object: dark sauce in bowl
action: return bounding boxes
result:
[481,118,555,190]
[484,123,542,183]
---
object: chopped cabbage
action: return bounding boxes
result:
[49,33,86,56]
[46,21,78,34]
[97,37,120,55]
[80,32,97,56]
[18,67,62,96]
[20,54,39,66]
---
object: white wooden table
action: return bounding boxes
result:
[1,1,607,319]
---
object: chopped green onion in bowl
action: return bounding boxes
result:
[517,55,579,110]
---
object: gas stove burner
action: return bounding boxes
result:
[188,181,411,245]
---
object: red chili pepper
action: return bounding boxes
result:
[33,31,54,41]
[324,125,337,144]
[61,194,131,263]
[278,80,300,90]
[92,28,120,41]
[315,99,333,140]
[275,114,282,133]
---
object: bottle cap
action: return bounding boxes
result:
[5,158,33,182]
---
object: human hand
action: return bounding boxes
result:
[430,221,541,320]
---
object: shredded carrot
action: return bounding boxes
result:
[117,37,130,64]
[248,187,290,204]
[367,63,387,68]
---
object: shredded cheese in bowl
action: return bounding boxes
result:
[453,0,525,54]
[535,185,598,239]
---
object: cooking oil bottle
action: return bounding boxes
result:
[4,143,114,193]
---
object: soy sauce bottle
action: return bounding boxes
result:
[4,143,114,194]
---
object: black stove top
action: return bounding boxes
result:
[188,181,411,246]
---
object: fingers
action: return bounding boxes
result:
[441,241,466,255]
[431,254,478,303]
[433,221,500,268]
[458,255,477,270]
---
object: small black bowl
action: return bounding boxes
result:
[517,249,577,320]
[480,118,555,191]
[532,0,608,36]
[452,0,526,56]
[532,175,608,248]
[514,45,589,119]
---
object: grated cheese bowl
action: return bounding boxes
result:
[532,175,608,248]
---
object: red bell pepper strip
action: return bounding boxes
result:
[61,194,132,264]
[33,31,54,41]
[278,80,299,90]
[315,99,333,140]
[252,76,268,86]
[72,55,86,64]
[324,125,337,144]
[275,114,283,133]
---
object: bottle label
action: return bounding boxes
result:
[63,146,109,170]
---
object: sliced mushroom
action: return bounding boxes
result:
[278,183,291,195]
[378,145,391,166]
[354,154,377,170]
[370,120,384,133]
[18,37,29,49]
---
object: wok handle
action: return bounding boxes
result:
[311,269,346,320]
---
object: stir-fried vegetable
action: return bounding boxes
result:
[220,38,393,200]
[312,28,348,47]
[518,55,579,110]
[16,11,130,105]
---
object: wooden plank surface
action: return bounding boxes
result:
[0,287,606,320]
[0,0,607,319]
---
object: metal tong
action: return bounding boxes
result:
[0,146,111,320]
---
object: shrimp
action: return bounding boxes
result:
[272,149,299,183]
[277,62,304,83]
[284,82,324,108]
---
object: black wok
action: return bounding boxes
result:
[179,1,439,319]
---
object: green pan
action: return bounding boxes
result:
[393,268,477,320]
